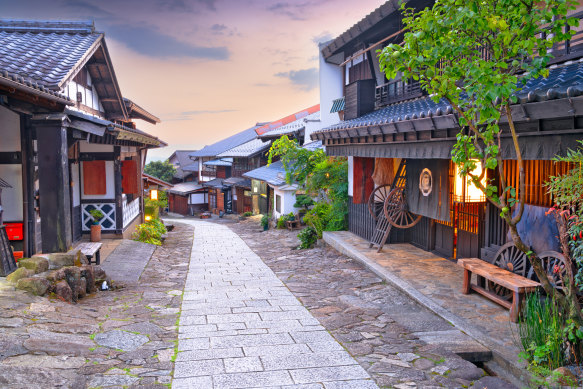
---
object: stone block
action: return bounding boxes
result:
[17,257,49,274]
[78,277,87,299]
[66,249,89,266]
[62,267,82,302]
[6,267,33,284]
[80,265,97,293]
[45,269,66,283]
[47,253,74,270]
[54,280,72,303]
[16,277,50,296]
[93,265,107,284]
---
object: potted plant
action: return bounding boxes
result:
[260,214,270,231]
[89,209,104,242]
[294,194,314,224]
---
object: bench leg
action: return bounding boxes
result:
[510,291,523,323]
[95,250,101,266]
[462,269,472,294]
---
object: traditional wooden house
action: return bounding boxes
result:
[311,1,583,280]
[167,150,199,184]
[0,20,165,255]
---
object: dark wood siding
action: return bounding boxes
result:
[344,80,376,120]
[353,157,375,204]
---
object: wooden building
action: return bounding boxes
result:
[0,20,165,255]
[311,1,583,274]
[167,150,199,184]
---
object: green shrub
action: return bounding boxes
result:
[517,292,574,378]
[260,214,271,228]
[276,213,292,229]
[298,227,318,249]
[133,218,167,245]
[242,211,253,217]
[294,194,314,209]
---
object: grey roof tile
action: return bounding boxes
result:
[0,20,101,89]
[217,138,271,158]
[167,182,204,195]
[258,111,320,139]
[190,124,263,158]
[243,161,287,187]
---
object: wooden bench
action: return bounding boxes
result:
[457,258,540,322]
[286,219,301,230]
[76,242,103,265]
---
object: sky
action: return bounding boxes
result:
[1,0,385,161]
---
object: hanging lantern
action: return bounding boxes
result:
[454,161,486,203]
[150,189,158,200]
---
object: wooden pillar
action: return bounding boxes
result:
[34,118,72,253]
[20,116,36,257]
[114,146,123,233]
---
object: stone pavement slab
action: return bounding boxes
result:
[101,239,156,284]
[173,220,379,389]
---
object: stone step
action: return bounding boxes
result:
[412,330,492,363]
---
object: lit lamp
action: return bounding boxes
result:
[145,215,152,221]
[454,161,486,203]
[150,189,158,200]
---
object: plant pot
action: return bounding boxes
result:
[90,224,101,242]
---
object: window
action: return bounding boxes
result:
[276,194,281,213]
[121,160,139,195]
[83,160,106,195]
[209,190,217,209]
[345,52,371,85]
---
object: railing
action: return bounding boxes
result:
[123,197,140,228]
[231,168,248,178]
[375,78,425,108]
[201,170,216,178]
[547,10,583,63]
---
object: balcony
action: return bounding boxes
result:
[375,78,425,108]
[548,10,583,64]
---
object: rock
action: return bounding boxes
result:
[54,280,73,303]
[78,277,87,299]
[67,249,89,266]
[94,330,149,352]
[45,268,66,283]
[0,366,86,388]
[47,253,75,270]
[62,266,82,302]
[93,265,107,284]
[548,366,577,387]
[80,265,96,294]
[397,352,419,362]
[17,257,49,274]
[88,374,139,387]
[6,267,33,284]
[2,354,86,369]
[471,376,518,389]
[16,277,50,296]
[448,365,485,381]
[412,357,435,370]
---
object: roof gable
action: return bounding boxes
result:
[0,19,127,120]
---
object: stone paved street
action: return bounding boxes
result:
[224,217,516,389]
[173,219,378,389]
[0,222,194,388]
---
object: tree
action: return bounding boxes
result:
[144,160,176,183]
[378,0,580,320]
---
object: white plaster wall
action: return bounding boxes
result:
[273,188,299,219]
[303,120,323,145]
[190,193,205,205]
[0,105,20,152]
[80,142,114,153]
[0,165,22,221]
[318,43,344,130]
[347,156,354,197]
[64,75,104,113]
[80,160,115,199]
[71,162,81,207]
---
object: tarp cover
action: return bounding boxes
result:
[406,159,450,222]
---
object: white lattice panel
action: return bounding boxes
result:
[82,203,116,231]
[123,198,140,228]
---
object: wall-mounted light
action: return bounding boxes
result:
[454,161,486,203]
[145,215,152,221]
[150,189,158,200]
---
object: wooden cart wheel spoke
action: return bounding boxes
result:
[488,242,529,301]
[527,251,567,292]
[382,187,422,229]
[368,184,392,221]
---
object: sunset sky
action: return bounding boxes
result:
[1,0,384,161]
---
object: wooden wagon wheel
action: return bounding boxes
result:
[527,251,567,292]
[368,184,392,221]
[383,187,422,229]
[487,242,529,300]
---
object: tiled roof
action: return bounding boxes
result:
[190,124,264,158]
[330,97,345,113]
[167,182,203,195]
[315,60,583,135]
[124,98,161,124]
[259,111,320,139]
[0,69,72,103]
[142,173,173,189]
[203,158,233,167]
[243,161,287,187]
[170,150,197,168]
[223,177,251,187]
[202,178,225,189]
[216,138,271,158]
[182,162,199,172]
[255,105,320,136]
[302,140,323,151]
[0,19,101,89]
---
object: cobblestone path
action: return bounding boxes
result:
[0,222,194,388]
[173,220,379,389]
[225,217,515,389]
